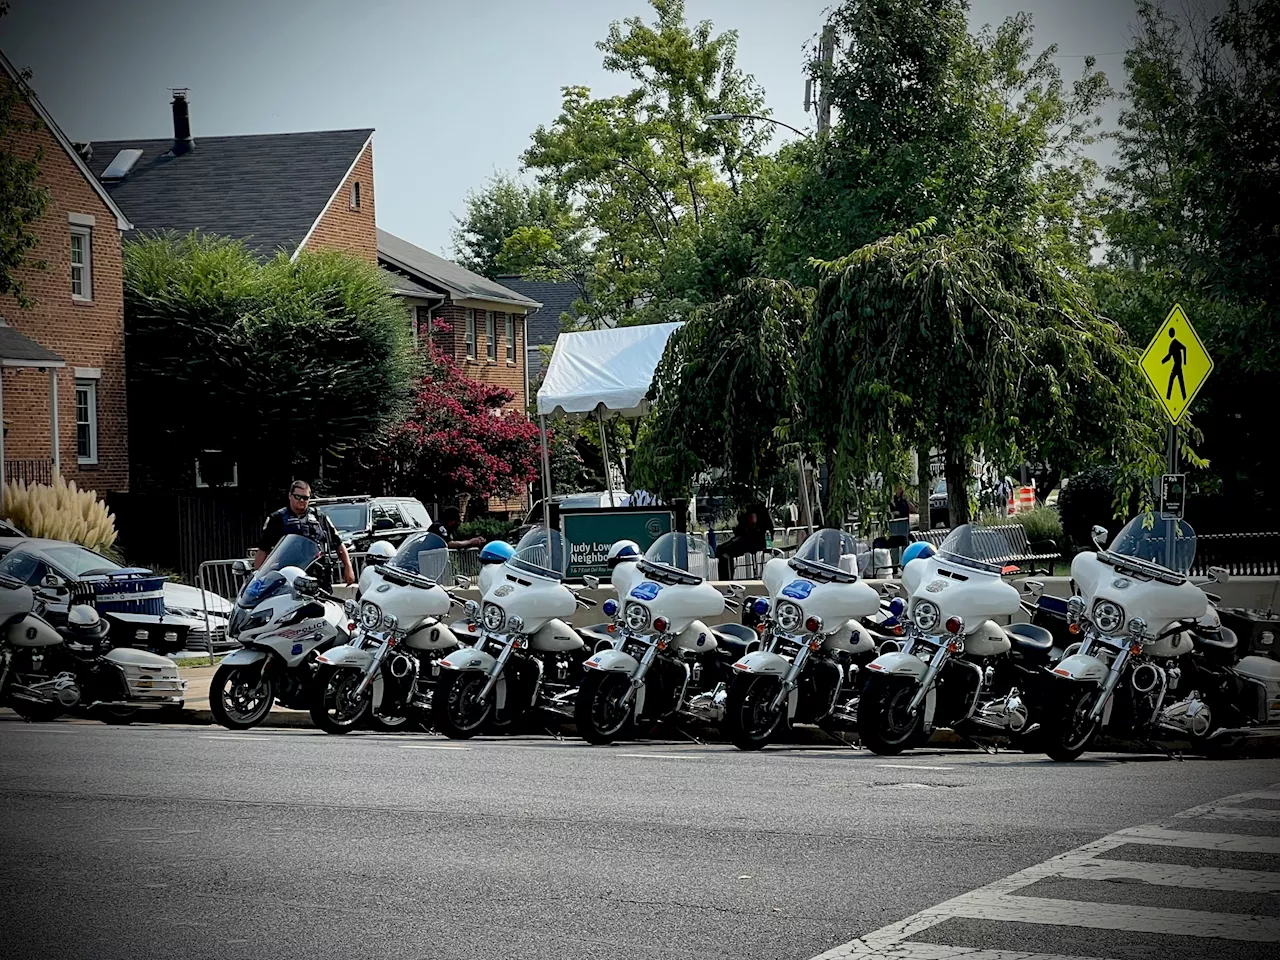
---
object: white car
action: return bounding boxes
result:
[0,537,233,654]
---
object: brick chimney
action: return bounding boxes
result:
[169,89,194,156]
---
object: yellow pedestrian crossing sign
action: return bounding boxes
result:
[1139,303,1212,425]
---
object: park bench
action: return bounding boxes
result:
[909,523,1060,576]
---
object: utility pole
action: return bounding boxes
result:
[813,25,835,137]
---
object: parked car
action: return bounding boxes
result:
[313,495,432,554]
[0,537,232,654]
[515,490,631,541]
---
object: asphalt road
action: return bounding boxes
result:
[1,720,1277,960]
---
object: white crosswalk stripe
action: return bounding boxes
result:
[810,781,1280,960]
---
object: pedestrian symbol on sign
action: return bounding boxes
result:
[1138,304,1212,425]
[1162,328,1187,402]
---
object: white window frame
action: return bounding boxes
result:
[505,314,516,362]
[194,451,239,489]
[485,311,497,361]
[465,310,477,359]
[350,181,361,210]
[70,225,92,301]
[75,379,98,465]
[415,305,432,351]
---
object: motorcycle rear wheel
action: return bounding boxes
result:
[309,666,370,735]
[97,707,139,725]
[574,670,635,744]
[858,677,922,756]
[1041,685,1100,762]
[433,671,493,739]
[209,663,275,731]
[723,674,787,751]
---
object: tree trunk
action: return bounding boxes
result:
[915,449,931,531]
[945,454,971,528]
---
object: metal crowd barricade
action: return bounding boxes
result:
[195,557,252,658]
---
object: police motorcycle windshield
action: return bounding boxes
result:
[508,527,565,580]
[793,528,858,574]
[642,532,715,580]
[1105,513,1196,576]
[938,524,1009,575]
[237,534,321,608]
[388,531,452,583]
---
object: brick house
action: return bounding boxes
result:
[492,276,584,378]
[0,52,134,496]
[377,229,541,515]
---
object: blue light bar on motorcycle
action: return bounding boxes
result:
[889,598,905,617]
[602,598,618,617]
[750,597,770,616]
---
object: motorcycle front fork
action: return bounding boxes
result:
[478,638,518,701]
[768,643,812,712]
[353,638,391,698]
[620,642,661,708]
[1088,647,1132,723]
[907,645,952,715]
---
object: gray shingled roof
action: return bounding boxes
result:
[380,268,441,301]
[89,129,373,258]
[377,229,540,310]
[493,277,582,347]
[0,324,65,366]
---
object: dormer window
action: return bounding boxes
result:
[350,181,361,210]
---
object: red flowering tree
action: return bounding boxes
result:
[356,333,541,507]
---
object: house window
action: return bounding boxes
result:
[486,311,497,360]
[75,379,98,464]
[350,181,361,210]
[505,314,516,361]
[70,226,92,300]
[415,306,432,350]
[465,310,476,359]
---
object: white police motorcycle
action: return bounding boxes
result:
[720,529,882,750]
[574,533,755,744]
[210,534,351,730]
[433,529,595,738]
[309,532,467,734]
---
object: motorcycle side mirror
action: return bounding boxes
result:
[294,575,319,596]
[1090,524,1108,549]
[1204,592,1222,606]
[1208,566,1230,584]
[726,583,747,598]
[879,581,904,599]
[1024,579,1044,600]
[582,575,601,590]
[41,574,66,590]
[231,559,249,576]
[455,576,472,590]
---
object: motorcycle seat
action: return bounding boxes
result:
[1006,622,1054,657]
[713,623,760,659]
[1194,625,1237,658]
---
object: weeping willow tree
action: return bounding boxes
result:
[800,220,1183,527]
[633,278,811,503]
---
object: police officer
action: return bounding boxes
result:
[427,505,485,550]
[255,480,355,587]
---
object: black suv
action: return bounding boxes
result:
[313,496,432,553]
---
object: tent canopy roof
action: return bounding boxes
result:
[536,322,681,420]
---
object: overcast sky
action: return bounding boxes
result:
[2,0,1143,258]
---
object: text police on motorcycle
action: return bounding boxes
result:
[255,481,356,586]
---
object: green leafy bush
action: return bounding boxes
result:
[1056,466,1134,554]
[1010,506,1063,547]
[459,517,520,543]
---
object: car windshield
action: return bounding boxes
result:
[793,529,858,572]
[644,532,715,580]
[238,534,321,608]
[38,543,122,577]
[509,528,564,580]
[938,524,1009,575]
[389,532,451,582]
[1106,513,1197,575]
[316,502,369,534]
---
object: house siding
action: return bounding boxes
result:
[300,138,377,264]
[0,81,128,494]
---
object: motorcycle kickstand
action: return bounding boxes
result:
[957,730,998,756]
[669,722,704,746]
[820,723,861,751]
[1143,737,1184,762]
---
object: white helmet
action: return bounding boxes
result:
[367,540,397,566]
[607,540,642,568]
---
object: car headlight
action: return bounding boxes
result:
[482,602,506,632]
[913,600,941,632]
[775,601,802,632]
[360,601,382,630]
[1093,599,1125,633]
[624,601,651,632]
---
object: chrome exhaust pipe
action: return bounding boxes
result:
[14,674,80,707]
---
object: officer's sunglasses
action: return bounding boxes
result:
[291,492,311,502]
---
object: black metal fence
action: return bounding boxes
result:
[1189,531,1280,577]
[3,459,54,486]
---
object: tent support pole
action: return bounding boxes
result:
[797,455,814,536]
[539,415,553,533]
[597,407,615,507]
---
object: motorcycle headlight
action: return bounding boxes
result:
[775,601,802,632]
[382,612,399,632]
[360,601,382,631]
[482,602,506,632]
[624,601,651,632]
[912,600,941,632]
[1093,599,1125,634]
[508,614,525,634]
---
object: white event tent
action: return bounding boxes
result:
[534,322,683,532]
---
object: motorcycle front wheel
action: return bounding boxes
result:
[1041,685,1100,762]
[209,662,275,731]
[574,670,635,744]
[309,666,370,735]
[433,670,493,739]
[858,677,922,756]
[723,674,787,751]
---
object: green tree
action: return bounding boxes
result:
[124,233,416,494]
[451,172,587,281]
[633,278,810,501]
[522,0,769,328]
[0,8,51,308]
[801,221,1174,527]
